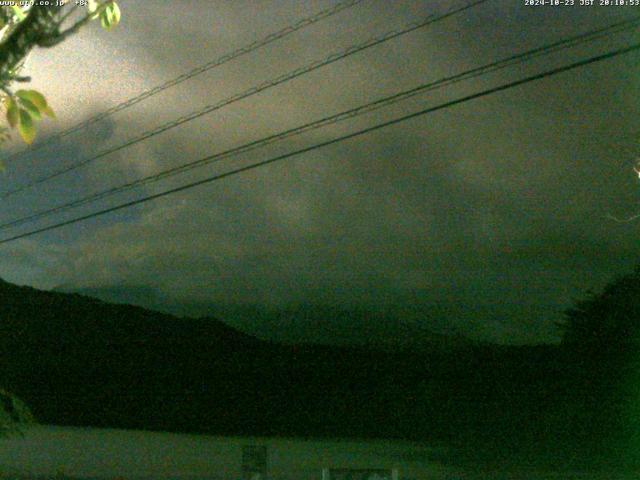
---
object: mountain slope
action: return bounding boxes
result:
[0,277,564,448]
[0,278,434,438]
[53,284,475,352]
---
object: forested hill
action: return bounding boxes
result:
[0,277,566,454]
[0,278,260,348]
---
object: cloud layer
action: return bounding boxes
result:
[0,0,638,344]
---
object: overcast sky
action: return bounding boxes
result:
[0,0,638,345]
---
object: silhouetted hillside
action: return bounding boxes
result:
[0,278,570,460]
[3,279,259,348]
[53,284,475,353]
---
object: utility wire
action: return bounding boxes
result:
[0,0,367,165]
[0,0,490,200]
[1,41,638,245]
[0,17,637,232]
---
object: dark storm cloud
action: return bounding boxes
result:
[1,0,639,344]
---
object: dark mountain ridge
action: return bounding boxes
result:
[0,277,565,449]
[3,279,259,347]
[53,284,476,352]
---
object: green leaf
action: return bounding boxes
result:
[99,10,110,30]
[19,98,41,120]
[6,97,18,129]
[100,2,120,31]
[17,109,35,144]
[109,2,121,26]
[16,90,48,112]
[42,105,55,119]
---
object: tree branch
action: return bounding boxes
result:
[38,2,112,48]
[0,5,64,82]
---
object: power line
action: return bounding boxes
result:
[1,41,638,245]
[0,0,490,200]
[2,16,637,232]
[0,0,367,166]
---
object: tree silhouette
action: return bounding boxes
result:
[557,265,640,469]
